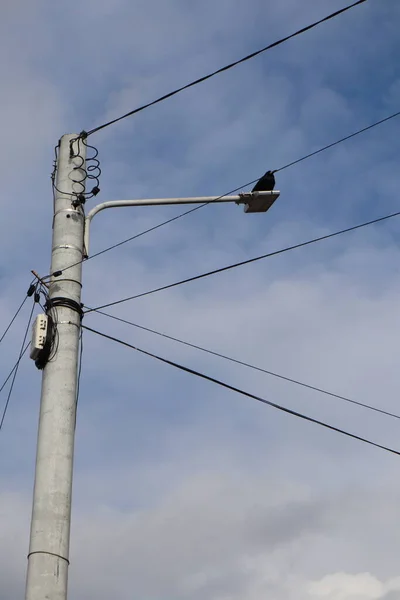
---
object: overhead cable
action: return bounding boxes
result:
[0,303,36,431]
[85,209,400,313]
[83,324,400,458]
[88,307,400,421]
[0,343,31,397]
[0,280,36,344]
[85,0,367,136]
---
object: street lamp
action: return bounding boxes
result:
[83,190,280,258]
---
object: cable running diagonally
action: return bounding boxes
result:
[0,303,36,431]
[85,0,367,136]
[85,210,400,313]
[87,307,400,420]
[83,325,400,458]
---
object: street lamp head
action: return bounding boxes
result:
[243,190,280,213]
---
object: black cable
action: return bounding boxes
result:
[74,329,84,431]
[51,144,58,212]
[88,308,400,421]
[77,329,83,406]
[45,108,400,280]
[0,296,28,344]
[0,280,36,344]
[51,137,102,203]
[0,302,36,431]
[80,202,208,261]
[47,184,253,278]
[85,0,367,137]
[275,110,400,173]
[82,324,400,458]
[85,209,400,313]
[0,342,31,396]
[46,297,84,318]
[64,202,209,273]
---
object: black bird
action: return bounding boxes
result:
[252,170,276,192]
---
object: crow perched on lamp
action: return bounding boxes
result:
[252,170,276,192]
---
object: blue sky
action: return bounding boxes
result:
[1,0,400,598]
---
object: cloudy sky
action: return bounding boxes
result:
[1,0,400,598]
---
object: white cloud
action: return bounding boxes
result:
[3,476,400,600]
[308,573,400,600]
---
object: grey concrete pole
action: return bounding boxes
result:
[25,134,86,600]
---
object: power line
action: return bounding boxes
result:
[46,108,400,279]
[87,307,400,421]
[85,209,400,313]
[77,330,83,408]
[0,296,28,344]
[48,182,256,278]
[66,202,211,268]
[275,110,400,173]
[0,302,36,431]
[0,342,30,396]
[85,0,367,137]
[74,329,84,431]
[82,324,400,458]
[0,281,36,344]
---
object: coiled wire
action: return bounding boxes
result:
[51,132,101,204]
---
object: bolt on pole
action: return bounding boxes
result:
[25,134,86,600]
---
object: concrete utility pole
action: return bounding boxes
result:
[25,134,86,600]
[25,131,280,599]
